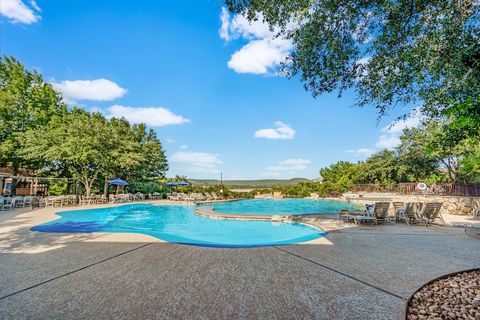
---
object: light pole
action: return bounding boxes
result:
[219,171,224,195]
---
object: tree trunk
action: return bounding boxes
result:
[74,179,80,204]
[84,181,91,197]
[103,177,109,198]
[11,162,19,196]
[66,180,72,195]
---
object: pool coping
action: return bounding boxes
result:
[193,205,328,233]
[195,205,275,221]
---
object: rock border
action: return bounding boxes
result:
[405,267,480,319]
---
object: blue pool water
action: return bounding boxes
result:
[31,204,324,248]
[204,198,357,215]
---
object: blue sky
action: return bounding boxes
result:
[0,0,419,179]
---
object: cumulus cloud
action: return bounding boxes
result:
[170,151,222,173]
[228,38,292,74]
[106,105,189,127]
[263,158,311,177]
[345,148,376,158]
[219,7,292,74]
[53,79,127,102]
[254,121,295,140]
[0,0,40,24]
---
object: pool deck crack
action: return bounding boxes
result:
[273,246,407,301]
[0,243,152,302]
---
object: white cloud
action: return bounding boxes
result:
[375,110,424,150]
[375,134,401,150]
[254,121,295,140]
[30,0,40,12]
[381,110,424,134]
[180,145,188,150]
[228,38,292,74]
[170,151,222,173]
[165,138,175,144]
[106,105,189,127]
[263,158,311,177]
[0,0,40,24]
[345,148,376,158]
[220,7,273,41]
[219,7,292,74]
[89,106,103,114]
[345,110,424,157]
[53,79,127,102]
[219,7,231,41]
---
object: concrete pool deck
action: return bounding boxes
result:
[0,202,479,319]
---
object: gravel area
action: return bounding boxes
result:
[407,269,480,320]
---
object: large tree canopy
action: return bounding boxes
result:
[1,56,168,196]
[21,109,169,197]
[0,56,67,193]
[224,0,480,117]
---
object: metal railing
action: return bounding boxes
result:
[348,183,480,197]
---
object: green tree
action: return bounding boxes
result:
[21,109,118,196]
[356,150,405,184]
[424,123,468,183]
[397,127,439,182]
[0,56,67,194]
[461,136,480,182]
[224,1,480,117]
[319,161,357,183]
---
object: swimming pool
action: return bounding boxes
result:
[203,198,358,215]
[31,204,324,248]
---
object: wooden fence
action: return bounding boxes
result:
[348,183,480,197]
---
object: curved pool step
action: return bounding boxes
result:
[195,205,291,221]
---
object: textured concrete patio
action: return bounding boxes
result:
[0,204,479,319]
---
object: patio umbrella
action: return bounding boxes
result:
[109,179,128,195]
[164,182,178,195]
[164,182,178,187]
[177,181,189,186]
[108,179,129,186]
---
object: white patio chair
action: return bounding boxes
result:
[13,197,24,208]
[3,198,14,210]
[23,196,32,207]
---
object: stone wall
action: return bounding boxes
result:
[343,192,479,216]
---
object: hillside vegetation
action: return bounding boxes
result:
[189,178,310,188]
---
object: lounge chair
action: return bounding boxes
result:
[353,202,392,225]
[373,202,392,223]
[352,203,377,225]
[419,202,444,226]
[205,193,214,200]
[396,202,422,225]
[338,209,364,222]
[392,202,405,221]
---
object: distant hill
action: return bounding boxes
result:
[189,178,311,188]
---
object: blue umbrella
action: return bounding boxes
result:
[164,182,178,187]
[108,179,129,186]
[177,181,189,186]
